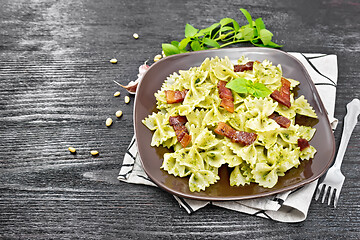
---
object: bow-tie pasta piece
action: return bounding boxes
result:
[189,170,220,192]
[293,95,318,118]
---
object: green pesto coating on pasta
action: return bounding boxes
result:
[143,56,317,192]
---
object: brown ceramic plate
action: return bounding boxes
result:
[134,47,335,201]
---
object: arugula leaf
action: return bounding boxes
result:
[171,41,180,47]
[193,32,204,38]
[226,78,272,98]
[251,39,283,48]
[240,8,253,27]
[265,41,283,48]
[185,24,198,38]
[232,20,240,32]
[259,29,273,45]
[220,17,235,26]
[199,23,220,34]
[203,38,220,48]
[255,18,265,36]
[220,26,234,32]
[190,40,202,51]
[234,32,243,39]
[162,43,180,56]
[250,39,265,47]
[225,78,251,94]
[242,27,255,40]
[179,38,191,50]
[252,82,272,98]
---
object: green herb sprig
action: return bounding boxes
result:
[162,8,282,57]
[226,77,272,98]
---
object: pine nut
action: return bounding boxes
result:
[106,117,113,127]
[68,147,76,153]
[110,58,118,64]
[90,150,99,156]
[125,96,130,104]
[154,54,162,62]
[115,110,123,118]
[114,91,121,97]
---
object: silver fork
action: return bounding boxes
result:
[314,98,360,207]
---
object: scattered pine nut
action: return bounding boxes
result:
[154,54,162,62]
[90,150,99,156]
[68,147,76,153]
[106,117,113,127]
[133,33,139,39]
[114,91,121,97]
[125,96,130,104]
[110,58,118,64]
[115,110,123,118]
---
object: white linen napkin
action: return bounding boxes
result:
[118,53,338,222]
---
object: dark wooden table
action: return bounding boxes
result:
[1,0,359,239]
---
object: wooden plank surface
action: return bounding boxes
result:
[1,0,359,239]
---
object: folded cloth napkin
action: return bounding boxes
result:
[118,52,338,223]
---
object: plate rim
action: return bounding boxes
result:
[134,47,335,201]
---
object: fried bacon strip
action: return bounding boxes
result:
[280,77,291,96]
[270,90,291,108]
[214,122,257,146]
[234,61,254,72]
[270,77,292,108]
[165,89,189,104]
[268,112,291,128]
[298,138,310,151]
[217,80,234,113]
[169,116,191,148]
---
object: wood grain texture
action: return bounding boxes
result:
[0,0,359,239]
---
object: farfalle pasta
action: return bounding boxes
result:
[142,56,317,192]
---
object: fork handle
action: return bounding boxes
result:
[333,99,360,168]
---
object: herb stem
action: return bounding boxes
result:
[213,31,235,42]
[219,39,249,48]
[211,29,221,40]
